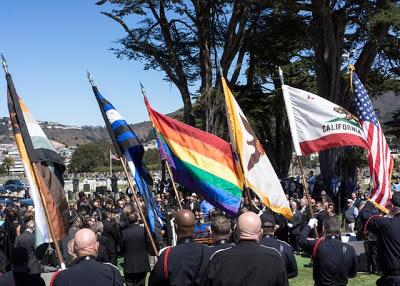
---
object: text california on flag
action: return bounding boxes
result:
[282,84,369,156]
[221,76,292,219]
[6,71,68,245]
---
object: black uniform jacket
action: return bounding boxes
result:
[364,203,400,275]
[119,223,151,274]
[260,235,298,278]
[51,256,122,286]
[208,240,234,256]
[298,226,358,286]
[200,240,288,286]
[149,237,209,286]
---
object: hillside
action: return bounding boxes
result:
[0,109,183,146]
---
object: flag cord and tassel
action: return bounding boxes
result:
[164,160,182,209]
[31,163,66,268]
[296,157,319,238]
[120,157,159,256]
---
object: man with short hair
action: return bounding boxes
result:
[209,215,233,254]
[120,212,150,286]
[200,212,288,286]
[260,213,298,279]
[14,220,41,274]
[149,209,209,286]
[51,228,122,286]
[298,216,358,286]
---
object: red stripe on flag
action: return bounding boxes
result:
[299,133,369,155]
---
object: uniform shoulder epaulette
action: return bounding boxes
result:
[260,244,281,257]
[277,239,292,248]
[104,262,119,271]
[209,246,233,261]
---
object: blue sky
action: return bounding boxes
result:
[0,1,184,126]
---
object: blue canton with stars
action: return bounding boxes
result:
[353,73,379,127]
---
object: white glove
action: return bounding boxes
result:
[287,223,293,228]
[308,218,318,229]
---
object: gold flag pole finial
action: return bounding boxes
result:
[348,64,355,94]
[1,54,8,74]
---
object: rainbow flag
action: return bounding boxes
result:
[144,97,243,216]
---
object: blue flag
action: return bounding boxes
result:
[91,84,162,235]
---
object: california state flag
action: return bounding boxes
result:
[282,84,369,156]
[221,76,292,219]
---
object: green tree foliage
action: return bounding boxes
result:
[2,156,15,175]
[98,0,400,181]
[386,110,400,136]
[143,148,161,166]
[69,142,116,173]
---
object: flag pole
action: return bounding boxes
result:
[87,72,158,255]
[140,83,182,210]
[31,163,66,268]
[119,155,159,256]
[164,159,183,209]
[279,67,318,238]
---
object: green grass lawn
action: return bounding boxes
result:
[290,255,378,286]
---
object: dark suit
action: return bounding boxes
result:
[101,219,119,265]
[289,209,302,250]
[120,224,150,286]
[14,231,42,274]
[183,201,200,213]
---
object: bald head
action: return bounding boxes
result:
[174,209,195,238]
[237,212,262,242]
[73,228,99,258]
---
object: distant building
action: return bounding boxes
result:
[0,144,24,174]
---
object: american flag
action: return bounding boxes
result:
[353,73,393,208]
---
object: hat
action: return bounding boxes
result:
[191,193,198,197]
[347,199,354,204]
[260,213,276,227]
[392,192,400,207]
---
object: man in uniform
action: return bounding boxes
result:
[298,216,358,286]
[149,209,209,286]
[208,215,233,255]
[259,213,298,279]
[51,228,122,286]
[363,192,400,285]
[200,212,288,286]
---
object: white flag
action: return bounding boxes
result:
[222,76,292,219]
[282,84,369,156]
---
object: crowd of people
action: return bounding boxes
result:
[0,172,399,286]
